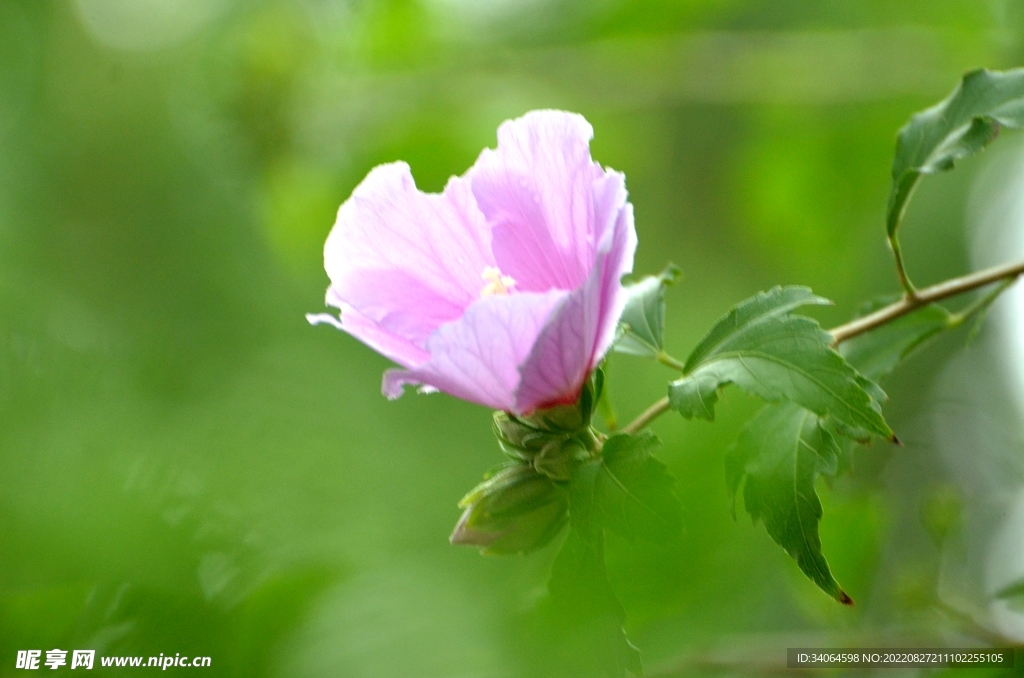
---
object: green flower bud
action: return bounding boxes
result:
[450,463,568,555]
[492,412,550,460]
[534,438,588,482]
[530,402,586,433]
[490,372,605,480]
[453,371,607,552]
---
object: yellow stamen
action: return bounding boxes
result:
[481,266,516,297]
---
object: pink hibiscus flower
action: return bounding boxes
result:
[307,110,637,415]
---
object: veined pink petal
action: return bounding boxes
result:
[309,287,429,367]
[469,111,597,293]
[587,171,638,365]
[514,175,636,413]
[328,270,464,348]
[383,290,567,411]
[322,162,495,353]
[311,110,639,414]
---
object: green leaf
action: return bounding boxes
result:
[451,463,568,555]
[549,529,643,677]
[669,286,893,439]
[839,298,951,381]
[615,264,682,360]
[726,402,853,605]
[570,432,682,544]
[888,68,1024,237]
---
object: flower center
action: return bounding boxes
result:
[480,266,516,297]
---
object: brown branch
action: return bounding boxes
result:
[620,259,1024,434]
[829,259,1024,346]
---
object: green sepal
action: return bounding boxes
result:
[615,264,683,360]
[451,463,568,555]
[492,412,554,460]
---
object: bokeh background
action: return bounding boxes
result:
[3,1,1024,676]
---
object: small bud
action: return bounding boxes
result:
[451,463,568,555]
[491,379,602,479]
[534,438,587,482]
[493,412,549,459]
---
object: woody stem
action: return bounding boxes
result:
[621,258,1024,435]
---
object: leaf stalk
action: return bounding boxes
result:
[656,351,686,372]
[622,397,671,435]
[888,233,918,299]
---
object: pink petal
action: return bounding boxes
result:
[309,287,429,368]
[514,174,637,413]
[588,172,638,364]
[313,110,639,414]
[323,162,495,353]
[328,270,464,347]
[469,111,598,293]
[383,290,568,411]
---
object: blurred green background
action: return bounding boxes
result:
[2,1,1024,676]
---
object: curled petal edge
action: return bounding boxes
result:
[512,183,637,413]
